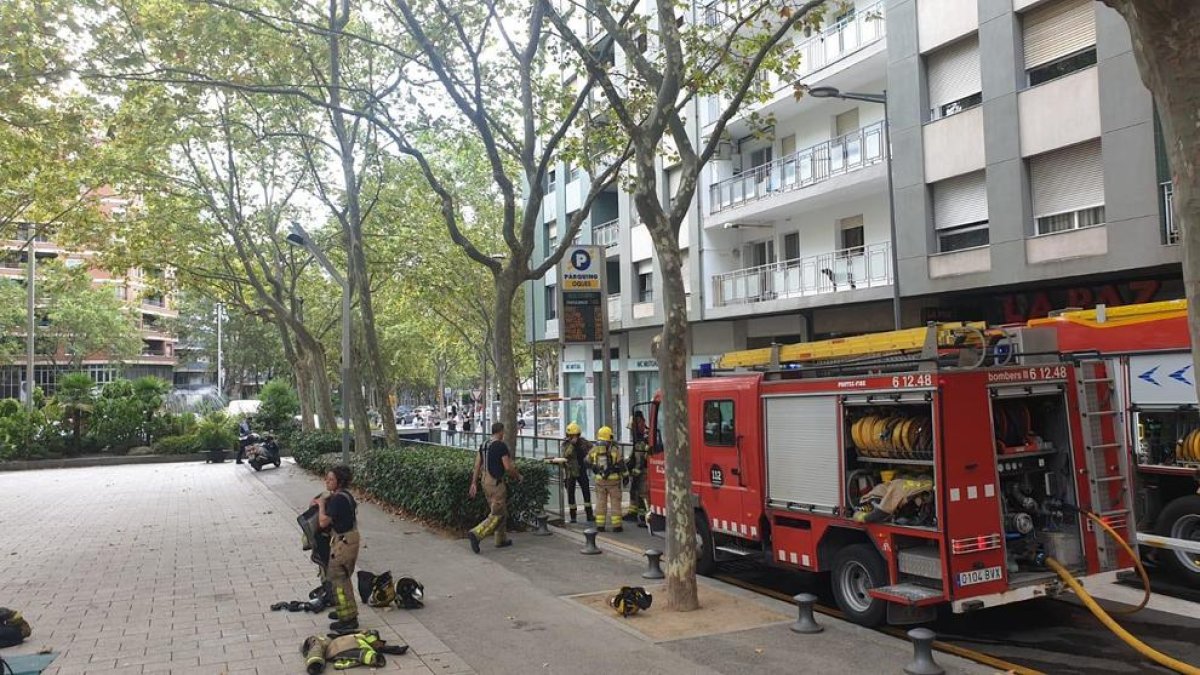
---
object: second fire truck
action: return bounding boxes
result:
[644,321,1137,626]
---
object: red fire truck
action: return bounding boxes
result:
[1030,300,1200,586]
[644,322,1136,626]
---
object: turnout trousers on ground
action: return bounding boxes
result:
[328,530,360,621]
[594,478,622,530]
[471,474,508,545]
[565,474,593,523]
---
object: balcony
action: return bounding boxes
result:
[1162,182,1178,245]
[710,242,891,308]
[593,218,619,249]
[792,1,885,80]
[709,122,885,215]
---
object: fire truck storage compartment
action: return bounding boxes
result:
[990,384,1084,584]
[843,392,938,530]
[1135,408,1200,466]
[765,395,840,514]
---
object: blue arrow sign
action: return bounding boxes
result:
[1138,366,1160,387]
[1170,365,1193,387]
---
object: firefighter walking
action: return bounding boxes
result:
[560,422,594,524]
[587,426,626,532]
[623,410,650,527]
[467,422,522,553]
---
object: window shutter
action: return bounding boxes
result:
[1030,140,1104,217]
[927,35,981,110]
[1023,0,1096,69]
[933,171,988,229]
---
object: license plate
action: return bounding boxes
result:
[958,566,1003,587]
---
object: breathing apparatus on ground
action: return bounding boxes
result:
[608,586,653,617]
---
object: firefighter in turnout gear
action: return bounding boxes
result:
[623,410,650,527]
[313,465,360,632]
[559,422,594,524]
[586,426,626,532]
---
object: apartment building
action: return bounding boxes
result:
[527,0,1180,438]
[0,200,179,399]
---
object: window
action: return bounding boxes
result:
[636,260,653,303]
[1023,0,1096,86]
[115,285,127,300]
[703,400,735,446]
[544,285,557,320]
[606,259,621,295]
[746,239,775,267]
[838,215,865,256]
[927,35,982,121]
[784,232,800,261]
[544,169,557,195]
[749,146,773,169]
[1030,140,1105,235]
[932,171,989,252]
[545,222,559,252]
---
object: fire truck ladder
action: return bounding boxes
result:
[1074,359,1136,570]
[716,322,993,371]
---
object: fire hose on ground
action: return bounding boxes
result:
[1046,510,1199,675]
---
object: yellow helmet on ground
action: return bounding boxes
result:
[597,426,614,442]
[566,422,582,436]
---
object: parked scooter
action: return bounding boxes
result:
[245,433,282,471]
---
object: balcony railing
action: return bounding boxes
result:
[1162,181,1178,245]
[710,121,885,214]
[711,241,892,307]
[593,218,619,249]
[793,1,886,79]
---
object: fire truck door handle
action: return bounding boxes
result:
[733,435,746,486]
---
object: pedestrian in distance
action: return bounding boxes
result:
[447,413,458,441]
[624,410,650,527]
[467,422,522,553]
[313,465,361,632]
[586,426,626,532]
[558,422,594,524]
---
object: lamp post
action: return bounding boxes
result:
[804,86,902,330]
[286,224,351,466]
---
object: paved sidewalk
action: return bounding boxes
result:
[0,461,991,674]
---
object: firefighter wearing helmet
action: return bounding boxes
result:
[587,425,627,532]
[623,410,650,527]
[559,422,594,524]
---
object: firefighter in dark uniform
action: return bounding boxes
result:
[587,426,626,532]
[467,422,523,553]
[623,410,650,527]
[314,464,360,632]
[559,422,594,524]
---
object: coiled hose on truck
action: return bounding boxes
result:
[1046,510,1199,674]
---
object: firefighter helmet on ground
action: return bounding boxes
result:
[566,422,582,436]
[597,426,614,442]
[608,586,653,617]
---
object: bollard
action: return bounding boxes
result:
[903,627,945,675]
[788,593,823,634]
[642,549,665,579]
[580,528,602,555]
[532,512,552,536]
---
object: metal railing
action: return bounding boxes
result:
[710,121,885,214]
[792,1,886,79]
[711,241,892,307]
[1162,181,1178,245]
[593,218,619,249]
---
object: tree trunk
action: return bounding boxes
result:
[1101,0,1200,405]
[296,334,338,432]
[492,270,521,450]
[347,341,373,452]
[636,189,698,612]
[275,317,316,432]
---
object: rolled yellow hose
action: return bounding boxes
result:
[1046,557,1199,674]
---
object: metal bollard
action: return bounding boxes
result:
[788,593,823,634]
[903,627,945,675]
[642,549,665,579]
[580,528,602,555]
[532,512,552,536]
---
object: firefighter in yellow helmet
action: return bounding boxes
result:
[586,426,626,532]
[623,410,650,527]
[559,422,594,524]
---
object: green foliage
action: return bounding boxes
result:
[257,379,299,431]
[152,434,201,455]
[38,263,143,369]
[0,402,66,461]
[87,393,144,453]
[291,435,550,531]
[194,412,237,453]
[290,430,343,467]
[54,372,95,449]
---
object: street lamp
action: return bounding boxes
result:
[286,224,352,466]
[804,86,902,330]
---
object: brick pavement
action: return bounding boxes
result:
[0,463,438,675]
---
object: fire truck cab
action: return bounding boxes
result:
[1031,300,1200,586]
[646,322,1136,626]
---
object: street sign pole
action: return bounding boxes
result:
[558,245,608,433]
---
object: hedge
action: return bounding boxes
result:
[292,435,550,532]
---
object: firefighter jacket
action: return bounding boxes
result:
[586,442,626,481]
[560,438,592,479]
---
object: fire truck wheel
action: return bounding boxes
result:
[831,543,888,626]
[695,514,717,577]
[1154,495,1200,585]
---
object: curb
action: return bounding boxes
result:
[3,453,220,472]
